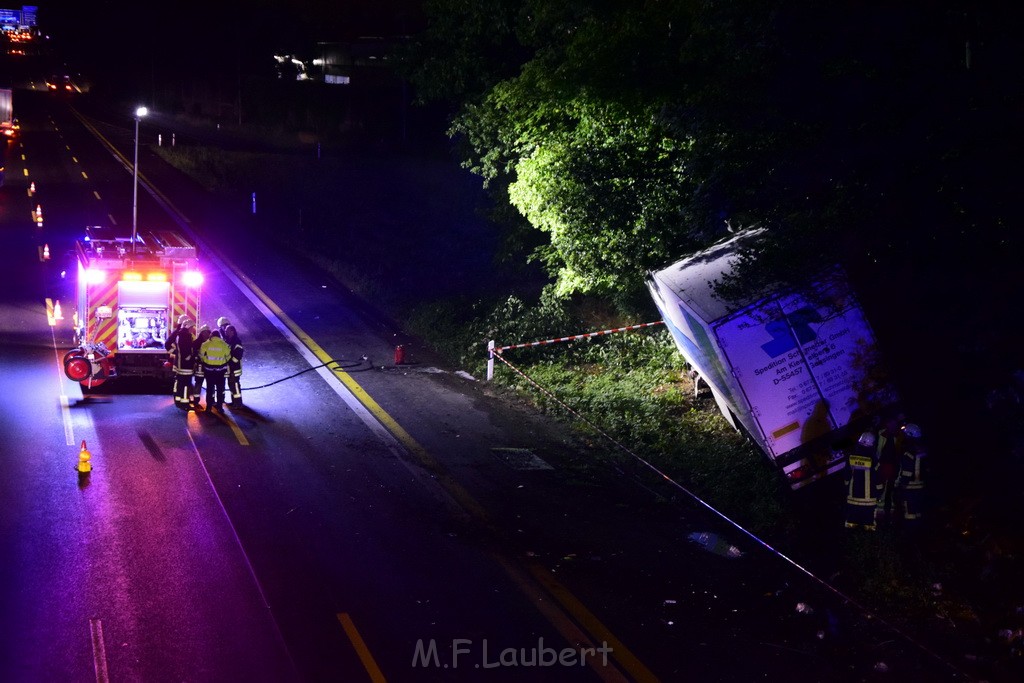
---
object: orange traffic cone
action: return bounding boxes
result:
[43,244,50,260]
[29,181,35,195]
[77,440,92,474]
[53,300,63,320]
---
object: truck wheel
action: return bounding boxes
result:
[64,356,92,382]
[63,348,85,367]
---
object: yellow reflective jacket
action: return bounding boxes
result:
[200,336,231,367]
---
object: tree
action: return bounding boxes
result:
[406,0,1023,321]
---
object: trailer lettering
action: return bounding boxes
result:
[829,329,850,341]
[773,367,803,385]
[754,358,788,376]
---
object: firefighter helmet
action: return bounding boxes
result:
[177,314,189,325]
[857,431,877,448]
[198,323,210,333]
[181,318,195,329]
[216,316,230,327]
[902,423,922,439]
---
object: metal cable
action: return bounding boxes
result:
[490,349,969,680]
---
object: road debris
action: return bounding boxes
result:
[687,531,744,558]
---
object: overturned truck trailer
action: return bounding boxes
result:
[647,232,897,489]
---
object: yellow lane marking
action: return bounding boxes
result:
[489,552,632,682]
[526,561,658,681]
[231,271,648,682]
[72,156,79,163]
[234,272,494,519]
[20,153,25,160]
[22,168,28,176]
[74,107,651,680]
[211,408,249,445]
[94,190,102,200]
[81,171,88,179]
[337,613,387,683]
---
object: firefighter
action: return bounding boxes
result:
[223,324,244,405]
[165,316,196,410]
[896,423,927,528]
[199,329,231,411]
[191,324,212,409]
[845,431,883,531]
[216,316,231,336]
[874,415,904,528]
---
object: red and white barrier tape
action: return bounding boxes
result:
[492,320,664,355]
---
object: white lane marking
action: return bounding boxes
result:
[89,618,110,683]
[59,395,74,446]
[184,427,300,675]
[51,326,77,446]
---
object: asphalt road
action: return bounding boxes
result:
[0,84,973,682]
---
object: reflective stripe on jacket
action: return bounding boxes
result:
[898,450,926,490]
[168,328,195,372]
[200,337,231,367]
[846,455,882,505]
[228,341,244,374]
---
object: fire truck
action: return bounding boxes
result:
[63,227,203,389]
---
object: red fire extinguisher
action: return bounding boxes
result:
[394,345,406,365]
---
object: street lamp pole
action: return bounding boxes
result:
[131,106,148,254]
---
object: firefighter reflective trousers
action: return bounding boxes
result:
[204,367,227,408]
[172,370,193,408]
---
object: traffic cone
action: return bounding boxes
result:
[53,300,63,320]
[77,440,92,474]
[29,181,35,195]
[43,244,50,260]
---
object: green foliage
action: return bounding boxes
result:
[506,99,698,296]
[488,324,793,535]
[412,1,723,299]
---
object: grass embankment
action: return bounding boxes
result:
[155,142,980,638]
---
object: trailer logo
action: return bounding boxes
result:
[760,307,821,358]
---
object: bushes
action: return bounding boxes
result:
[479,301,793,536]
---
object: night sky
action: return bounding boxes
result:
[34,0,425,75]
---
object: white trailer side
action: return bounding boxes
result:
[647,232,896,488]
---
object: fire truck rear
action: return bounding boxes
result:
[63,227,203,389]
